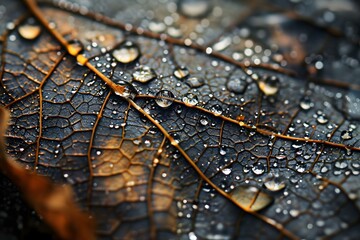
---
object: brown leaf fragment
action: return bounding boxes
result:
[0,107,95,240]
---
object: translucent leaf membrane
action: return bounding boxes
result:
[1,0,360,239]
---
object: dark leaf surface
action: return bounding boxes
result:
[1,0,360,239]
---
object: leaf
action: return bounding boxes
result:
[1,0,360,239]
[0,107,95,240]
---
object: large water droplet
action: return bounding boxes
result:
[114,80,138,100]
[155,90,175,108]
[178,0,211,18]
[174,66,190,79]
[132,65,156,83]
[182,93,199,106]
[18,24,41,40]
[299,96,313,110]
[258,76,279,96]
[184,77,204,88]
[230,186,273,211]
[264,177,286,192]
[226,77,247,94]
[340,130,352,140]
[112,41,140,64]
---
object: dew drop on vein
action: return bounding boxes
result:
[114,80,138,100]
[210,104,223,116]
[132,65,157,83]
[182,93,199,106]
[230,186,273,211]
[18,24,41,40]
[112,41,140,64]
[155,90,175,108]
[67,39,84,56]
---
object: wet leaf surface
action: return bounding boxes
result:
[1,0,360,239]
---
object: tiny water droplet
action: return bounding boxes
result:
[174,66,190,79]
[252,162,265,175]
[210,104,223,116]
[178,0,211,18]
[222,168,231,175]
[114,80,138,100]
[112,41,140,64]
[258,76,279,96]
[316,115,328,124]
[264,178,286,192]
[340,130,352,140]
[230,186,273,211]
[18,24,41,40]
[200,117,209,126]
[184,77,204,88]
[182,93,199,106]
[132,65,156,83]
[300,96,313,110]
[226,77,247,94]
[155,90,175,108]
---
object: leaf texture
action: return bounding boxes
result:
[1,0,360,239]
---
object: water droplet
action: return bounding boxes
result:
[212,36,232,52]
[155,90,175,108]
[174,66,190,79]
[230,186,273,211]
[219,147,227,156]
[18,24,41,40]
[182,93,198,106]
[226,77,247,94]
[258,76,279,96]
[210,104,223,116]
[300,96,313,110]
[335,161,348,169]
[114,80,138,100]
[132,65,156,83]
[184,77,204,88]
[252,162,265,175]
[112,41,140,64]
[316,115,328,124]
[178,0,211,18]
[264,178,286,192]
[200,117,209,126]
[340,130,352,140]
[295,163,306,173]
[222,168,231,175]
[148,21,166,33]
[67,39,84,56]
